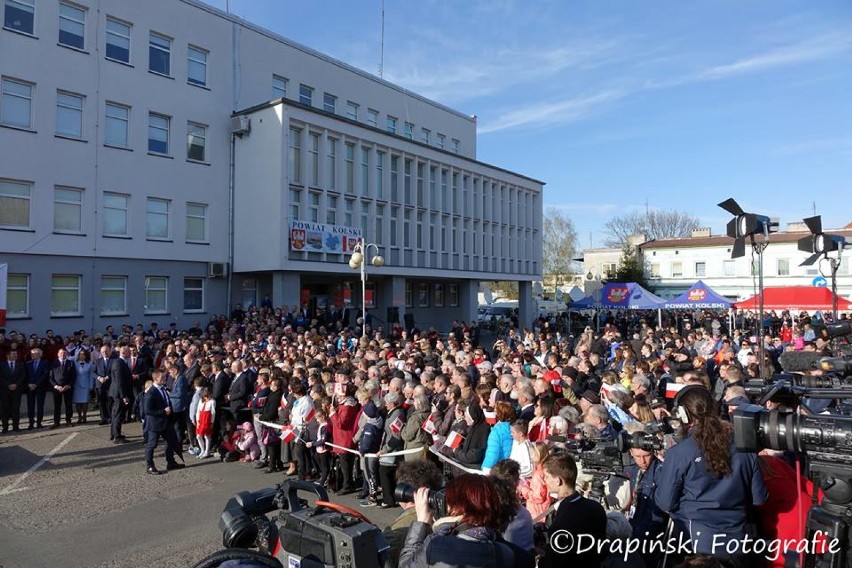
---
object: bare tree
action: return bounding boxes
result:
[603,208,700,247]
[543,208,578,281]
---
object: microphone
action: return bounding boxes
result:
[778,351,823,373]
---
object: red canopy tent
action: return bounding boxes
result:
[734,286,852,311]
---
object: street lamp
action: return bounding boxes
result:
[349,239,385,338]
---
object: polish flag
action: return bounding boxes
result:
[600,383,613,397]
[422,414,438,435]
[280,426,296,443]
[665,382,686,399]
[334,382,346,396]
[390,415,405,435]
[304,407,315,423]
[444,431,464,450]
[484,409,497,426]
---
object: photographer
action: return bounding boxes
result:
[655,386,768,567]
[399,474,519,567]
[623,442,666,568]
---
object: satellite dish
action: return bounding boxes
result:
[484,288,494,304]
[533,282,543,297]
[556,289,564,301]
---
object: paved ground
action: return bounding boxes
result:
[0,411,399,568]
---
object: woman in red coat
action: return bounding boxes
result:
[329,386,361,494]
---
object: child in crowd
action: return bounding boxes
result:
[187,377,205,456]
[236,421,261,462]
[518,442,551,520]
[509,419,533,478]
[218,420,240,462]
[307,408,331,487]
[195,387,215,459]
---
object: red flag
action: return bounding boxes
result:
[334,382,346,396]
[304,407,315,423]
[280,426,296,443]
[444,431,464,450]
[390,415,404,435]
[665,382,685,399]
[422,414,437,435]
[484,409,497,426]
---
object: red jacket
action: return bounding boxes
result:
[330,398,361,453]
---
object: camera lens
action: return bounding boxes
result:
[394,483,415,504]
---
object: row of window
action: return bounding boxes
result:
[646,258,850,279]
[4,273,205,318]
[0,77,209,161]
[0,179,209,241]
[272,76,460,153]
[3,0,209,87]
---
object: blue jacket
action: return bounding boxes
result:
[169,373,190,412]
[481,421,513,470]
[654,433,768,554]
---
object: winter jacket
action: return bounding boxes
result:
[399,520,519,568]
[453,409,490,467]
[236,423,261,460]
[357,400,384,455]
[481,421,513,472]
[380,406,406,466]
[330,397,361,453]
[400,408,432,462]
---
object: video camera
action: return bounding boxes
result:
[394,483,446,518]
[553,429,665,477]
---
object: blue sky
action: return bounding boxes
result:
[209,0,852,248]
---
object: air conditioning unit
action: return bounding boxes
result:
[230,115,250,137]
[208,262,228,278]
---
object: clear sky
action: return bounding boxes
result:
[207,0,852,248]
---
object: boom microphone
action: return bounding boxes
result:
[779,351,823,373]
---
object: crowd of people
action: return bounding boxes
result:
[0,303,847,568]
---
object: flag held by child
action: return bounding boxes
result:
[444,430,464,450]
[280,426,296,443]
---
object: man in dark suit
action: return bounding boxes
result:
[94,345,114,425]
[183,353,201,387]
[143,369,184,475]
[210,361,231,442]
[49,348,76,428]
[1,349,27,432]
[227,360,250,424]
[109,346,133,443]
[127,346,150,422]
[25,347,49,429]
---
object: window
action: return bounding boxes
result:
[404,159,412,204]
[671,261,683,278]
[102,192,128,236]
[360,147,369,195]
[404,122,414,140]
[187,121,206,161]
[326,194,337,225]
[421,128,430,145]
[777,258,790,276]
[723,260,736,277]
[448,284,459,307]
[323,92,336,113]
[344,142,354,193]
[6,273,28,317]
[386,116,397,134]
[148,32,171,75]
[58,2,85,49]
[326,138,336,189]
[403,210,411,248]
[147,112,169,154]
[405,282,413,308]
[186,45,208,87]
[288,126,302,183]
[308,132,319,186]
[602,262,617,277]
[54,186,82,233]
[105,17,131,63]
[0,179,30,227]
[56,91,83,138]
[146,197,170,239]
[436,133,445,149]
[434,283,444,307]
[390,155,399,202]
[375,205,384,244]
[272,74,287,98]
[51,275,81,316]
[144,276,168,314]
[418,283,429,307]
[183,277,204,312]
[308,192,319,222]
[1,77,33,129]
[375,150,384,199]
[100,276,127,315]
[695,261,706,278]
[288,189,300,220]
[299,84,313,106]
[649,263,661,278]
[344,198,353,226]
[186,202,207,242]
[104,102,129,147]
[451,138,460,153]
[4,0,34,34]
[346,101,358,120]
[367,109,378,128]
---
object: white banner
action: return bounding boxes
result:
[289,220,362,254]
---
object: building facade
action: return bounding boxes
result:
[0,0,543,335]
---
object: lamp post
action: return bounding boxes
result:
[349,239,385,338]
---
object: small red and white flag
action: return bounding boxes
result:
[422,414,438,435]
[304,407,315,423]
[484,409,497,426]
[665,382,686,399]
[390,415,405,435]
[334,382,346,396]
[444,430,464,450]
[280,426,296,443]
[600,383,614,397]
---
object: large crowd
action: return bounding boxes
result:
[0,303,848,568]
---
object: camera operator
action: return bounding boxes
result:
[382,460,443,568]
[623,439,666,567]
[655,386,768,567]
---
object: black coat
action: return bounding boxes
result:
[211,371,231,406]
[144,385,172,433]
[1,360,27,389]
[260,389,284,422]
[454,419,490,467]
[228,372,249,413]
[49,359,77,388]
[26,359,49,389]
[108,358,132,400]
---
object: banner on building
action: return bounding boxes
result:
[0,263,6,326]
[289,220,362,254]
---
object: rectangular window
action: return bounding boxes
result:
[186,121,206,162]
[451,138,460,153]
[308,132,320,186]
[403,210,411,248]
[0,179,31,228]
[146,197,170,239]
[289,189,300,220]
[4,0,34,34]
[299,84,313,106]
[288,126,302,183]
[100,276,127,315]
[375,150,384,199]
[367,109,378,128]
[695,261,706,278]
[440,169,448,211]
[416,163,424,207]
[53,186,82,233]
[404,159,412,204]
[448,283,459,307]
[186,202,207,242]
[105,102,129,147]
[344,198,354,227]
[1,77,33,129]
[375,205,384,244]
[183,277,204,312]
[344,142,355,193]
[404,122,414,140]
[434,284,444,307]
[386,116,397,134]
[671,261,683,278]
[56,91,84,138]
[390,218,397,247]
[272,74,287,98]
[360,147,369,195]
[418,283,429,307]
[308,192,319,223]
[326,138,336,189]
[390,155,399,202]
[416,211,423,248]
[436,133,445,149]
[723,259,736,277]
[649,263,661,278]
[187,45,208,86]
[421,128,430,145]
[405,282,413,308]
[105,17,131,63]
[6,273,29,317]
[144,276,168,314]
[326,194,337,225]
[51,275,81,316]
[102,192,128,236]
[346,101,358,120]
[58,2,85,50]
[777,258,790,276]
[323,92,336,113]
[148,112,169,154]
[148,32,171,76]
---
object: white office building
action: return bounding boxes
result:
[0,0,544,335]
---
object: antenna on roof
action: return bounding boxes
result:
[379,0,385,78]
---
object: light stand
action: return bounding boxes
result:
[349,239,384,338]
[798,216,847,322]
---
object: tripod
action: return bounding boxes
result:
[804,462,852,568]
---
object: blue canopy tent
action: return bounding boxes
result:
[662,280,732,310]
[570,283,666,329]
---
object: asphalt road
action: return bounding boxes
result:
[0,413,400,568]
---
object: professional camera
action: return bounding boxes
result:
[394,482,447,518]
[195,480,388,568]
[616,430,665,453]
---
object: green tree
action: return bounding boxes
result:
[605,244,653,291]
